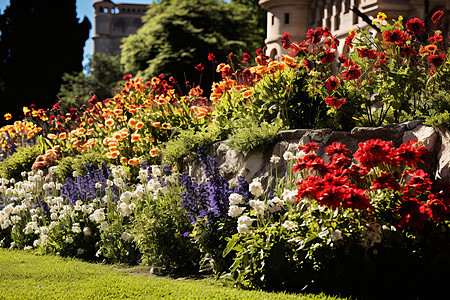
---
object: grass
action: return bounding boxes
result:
[0,248,349,300]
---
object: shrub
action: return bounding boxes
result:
[0,145,41,180]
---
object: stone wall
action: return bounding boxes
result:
[185,121,450,187]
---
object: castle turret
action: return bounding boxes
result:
[93,0,148,56]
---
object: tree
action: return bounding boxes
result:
[120,0,265,94]
[0,0,91,123]
[58,53,124,108]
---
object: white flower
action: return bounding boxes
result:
[89,208,106,223]
[40,227,49,235]
[120,191,133,202]
[283,151,294,161]
[72,223,81,234]
[267,197,284,213]
[152,166,162,177]
[95,182,103,189]
[114,177,124,187]
[237,224,251,235]
[77,248,85,255]
[65,236,74,244]
[121,232,133,242]
[249,200,266,216]
[129,203,136,211]
[229,193,243,206]
[270,155,280,164]
[238,215,254,227]
[83,227,92,237]
[73,171,81,178]
[282,220,298,231]
[249,179,264,197]
[228,205,245,217]
[10,178,15,184]
[282,190,297,205]
[99,221,109,232]
[119,202,132,217]
[33,239,40,247]
[330,230,343,242]
[24,246,33,251]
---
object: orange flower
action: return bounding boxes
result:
[113,109,123,115]
[152,122,160,127]
[131,133,141,142]
[424,44,437,54]
[47,133,57,140]
[243,90,253,98]
[136,122,144,130]
[58,132,67,139]
[53,145,61,151]
[110,151,120,159]
[77,128,86,135]
[162,122,170,130]
[128,157,139,165]
[128,118,137,127]
[113,132,123,140]
[4,113,12,120]
[120,129,129,138]
[86,129,95,135]
[120,157,128,163]
[109,146,118,152]
[150,148,158,157]
[105,118,114,127]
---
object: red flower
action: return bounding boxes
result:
[371,172,401,191]
[342,60,362,80]
[401,46,416,58]
[382,29,409,46]
[342,188,373,211]
[241,52,251,64]
[396,198,429,230]
[325,95,346,109]
[208,53,215,61]
[296,176,324,200]
[393,139,429,167]
[325,76,340,91]
[354,139,394,169]
[300,142,319,153]
[424,196,447,221]
[306,27,324,44]
[320,49,335,64]
[325,142,351,157]
[404,169,432,194]
[338,55,348,64]
[293,153,318,172]
[428,52,446,67]
[195,63,204,72]
[123,74,132,80]
[329,153,352,169]
[345,33,355,49]
[356,47,377,59]
[281,31,291,49]
[428,33,443,44]
[405,18,426,35]
[431,10,444,24]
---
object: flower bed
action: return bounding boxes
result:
[1,10,450,299]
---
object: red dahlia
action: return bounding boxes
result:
[382,29,409,46]
[405,18,426,35]
[325,76,340,91]
[428,52,446,67]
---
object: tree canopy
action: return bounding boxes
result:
[0,0,91,122]
[120,0,266,94]
[58,53,124,108]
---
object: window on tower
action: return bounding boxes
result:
[285,13,290,24]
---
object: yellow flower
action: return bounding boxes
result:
[4,113,12,121]
[349,29,357,36]
[377,12,387,21]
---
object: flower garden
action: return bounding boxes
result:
[1,11,450,299]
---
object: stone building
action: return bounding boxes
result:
[259,0,450,60]
[93,0,149,56]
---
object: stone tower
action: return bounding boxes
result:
[93,0,149,56]
[259,0,450,58]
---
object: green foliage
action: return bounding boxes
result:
[227,120,282,154]
[54,150,109,181]
[58,53,124,107]
[133,180,200,272]
[121,0,264,94]
[162,126,223,166]
[423,90,450,128]
[0,145,41,180]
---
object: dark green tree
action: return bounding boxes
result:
[58,53,124,107]
[0,0,91,123]
[121,0,265,94]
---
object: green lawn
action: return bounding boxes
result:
[0,249,348,300]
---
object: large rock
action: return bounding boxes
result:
[436,126,450,182]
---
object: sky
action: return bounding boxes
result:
[0,0,154,69]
